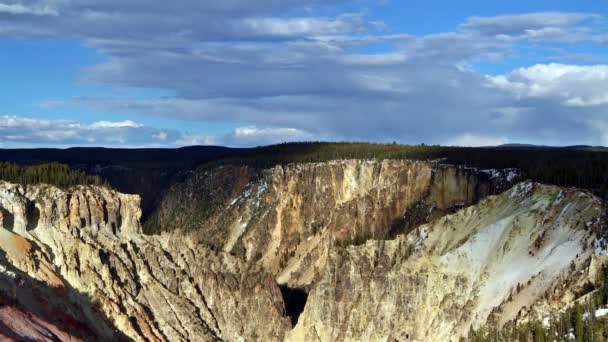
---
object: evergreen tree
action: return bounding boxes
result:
[573,303,585,342]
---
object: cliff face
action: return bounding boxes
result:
[150,160,516,287]
[0,294,84,342]
[287,182,607,342]
[0,182,290,342]
[0,160,604,342]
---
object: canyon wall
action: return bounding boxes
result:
[150,160,517,287]
[287,182,607,341]
[0,160,604,341]
[0,182,290,341]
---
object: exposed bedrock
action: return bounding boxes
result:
[0,160,605,342]
[150,160,519,287]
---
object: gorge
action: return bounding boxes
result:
[0,157,606,341]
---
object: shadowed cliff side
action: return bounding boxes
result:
[0,250,129,341]
[146,160,519,287]
[0,181,291,341]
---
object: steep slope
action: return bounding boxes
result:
[0,182,290,341]
[287,182,607,342]
[0,295,84,342]
[0,159,604,342]
[148,160,518,287]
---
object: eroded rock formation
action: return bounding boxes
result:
[0,159,604,342]
[287,182,607,341]
[150,160,518,287]
[0,182,289,341]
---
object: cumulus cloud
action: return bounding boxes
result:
[224,126,314,146]
[1,2,607,147]
[445,133,509,147]
[487,63,608,106]
[0,115,178,147]
[0,115,315,148]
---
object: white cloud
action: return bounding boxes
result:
[0,115,317,148]
[1,4,608,147]
[445,133,509,147]
[463,12,594,37]
[238,14,375,37]
[225,126,313,146]
[0,2,58,16]
[174,134,217,147]
[486,63,608,106]
[0,115,179,147]
[89,120,144,129]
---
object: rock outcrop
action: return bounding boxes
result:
[0,159,604,342]
[287,182,606,342]
[0,295,84,342]
[0,182,290,341]
[149,160,518,287]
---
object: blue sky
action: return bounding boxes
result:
[0,0,607,147]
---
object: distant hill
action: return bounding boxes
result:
[496,143,608,152]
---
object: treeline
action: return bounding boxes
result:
[465,302,607,342]
[441,148,608,197]
[215,142,450,167]
[0,162,109,189]
[463,272,608,342]
[0,142,606,202]
[210,142,608,199]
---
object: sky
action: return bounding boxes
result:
[0,0,607,148]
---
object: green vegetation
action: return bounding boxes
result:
[140,142,608,234]
[463,303,607,342]
[213,142,608,199]
[212,142,451,167]
[463,273,608,342]
[0,162,108,189]
[1,142,607,201]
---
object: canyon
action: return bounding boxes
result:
[0,159,605,341]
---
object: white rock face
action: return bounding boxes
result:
[287,182,606,342]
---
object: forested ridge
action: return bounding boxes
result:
[212,142,608,199]
[0,162,108,189]
[0,142,606,199]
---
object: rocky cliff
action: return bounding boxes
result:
[286,182,607,341]
[0,159,605,342]
[0,182,290,341]
[148,160,518,287]
[0,293,84,342]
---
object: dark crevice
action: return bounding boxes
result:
[140,303,169,342]
[129,316,149,342]
[102,200,109,224]
[0,207,14,231]
[189,276,221,337]
[279,286,308,326]
[99,250,110,266]
[25,201,40,231]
